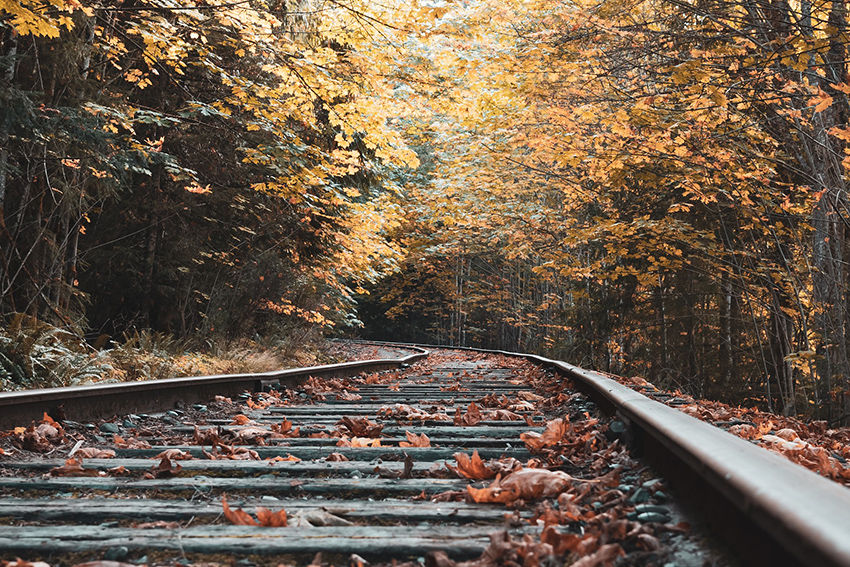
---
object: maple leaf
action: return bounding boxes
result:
[74,448,116,459]
[221,495,287,526]
[144,456,182,479]
[230,414,256,425]
[521,418,569,451]
[49,457,102,477]
[454,402,482,426]
[153,449,193,461]
[337,416,383,437]
[467,469,574,504]
[399,431,431,447]
[447,450,497,480]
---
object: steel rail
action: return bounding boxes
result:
[0,346,428,429]
[344,340,850,567]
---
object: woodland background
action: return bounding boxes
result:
[2,0,850,424]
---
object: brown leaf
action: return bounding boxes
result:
[222,494,258,526]
[71,562,136,567]
[467,469,574,504]
[49,457,101,477]
[221,494,287,527]
[192,426,221,446]
[325,452,349,461]
[453,402,482,426]
[267,454,301,462]
[153,448,193,461]
[234,426,273,444]
[112,435,151,449]
[521,418,569,452]
[230,414,256,425]
[144,456,182,479]
[270,419,300,438]
[399,431,431,447]
[570,543,624,567]
[337,416,383,437]
[256,506,288,526]
[132,520,180,529]
[337,436,382,447]
[74,448,116,459]
[448,450,497,480]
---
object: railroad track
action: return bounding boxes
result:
[0,344,848,567]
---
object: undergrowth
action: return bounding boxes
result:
[0,314,329,391]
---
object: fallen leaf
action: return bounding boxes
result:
[521,418,569,451]
[234,426,273,444]
[256,506,288,526]
[467,469,574,504]
[49,457,101,477]
[325,452,349,461]
[337,436,382,447]
[222,494,258,526]
[230,414,256,425]
[337,416,383,437]
[268,454,301,462]
[222,494,287,526]
[112,435,151,449]
[454,402,482,426]
[144,456,182,479]
[399,431,431,447]
[132,520,180,529]
[448,450,497,480]
[75,448,116,459]
[571,543,625,567]
[153,449,193,461]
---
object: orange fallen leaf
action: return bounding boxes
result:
[49,457,102,477]
[267,454,301,462]
[467,469,574,504]
[222,494,257,525]
[256,506,288,526]
[521,417,569,451]
[75,448,116,459]
[337,436,382,447]
[448,450,496,480]
[230,414,255,425]
[337,416,383,437]
[454,402,482,426]
[153,448,193,461]
[399,431,431,448]
[144,456,182,479]
[221,494,287,527]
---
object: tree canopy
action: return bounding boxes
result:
[3,0,850,421]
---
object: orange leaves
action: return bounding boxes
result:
[467,469,574,504]
[810,88,833,113]
[222,495,288,527]
[154,449,193,461]
[230,414,256,425]
[446,450,498,480]
[270,419,300,438]
[113,434,151,449]
[74,447,116,459]
[144,456,183,479]
[399,431,430,447]
[521,417,569,452]
[454,402,482,426]
[337,436,382,447]
[337,416,383,437]
[49,457,101,477]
